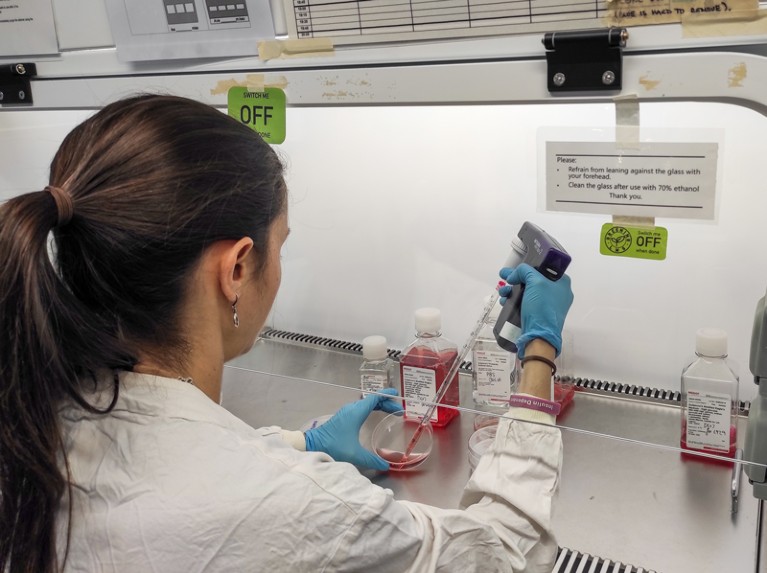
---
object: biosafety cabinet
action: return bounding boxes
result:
[4,1,767,570]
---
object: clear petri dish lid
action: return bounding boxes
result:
[371,411,433,471]
[468,425,498,470]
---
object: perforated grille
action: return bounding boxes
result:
[260,327,750,413]
[554,547,657,573]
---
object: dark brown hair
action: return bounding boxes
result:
[0,94,286,573]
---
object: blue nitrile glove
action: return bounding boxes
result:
[304,388,404,471]
[498,263,574,358]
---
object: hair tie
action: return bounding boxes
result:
[44,185,74,228]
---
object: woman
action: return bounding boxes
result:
[0,94,573,573]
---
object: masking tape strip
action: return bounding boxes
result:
[258,38,335,61]
[614,96,654,227]
[210,74,288,96]
[615,94,640,150]
[612,215,656,227]
[682,8,767,37]
[605,0,759,27]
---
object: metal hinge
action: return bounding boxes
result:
[542,28,628,93]
[0,63,36,106]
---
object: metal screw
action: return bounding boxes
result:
[15,63,26,75]
[553,73,566,87]
[18,90,25,101]
[602,71,616,86]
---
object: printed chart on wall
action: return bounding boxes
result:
[104,0,276,61]
[544,140,719,220]
[283,0,758,44]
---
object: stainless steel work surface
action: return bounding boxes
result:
[223,337,759,573]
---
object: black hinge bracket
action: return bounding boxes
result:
[0,63,37,106]
[542,28,628,93]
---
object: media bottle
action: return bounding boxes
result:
[680,327,739,459]
[472,296,517,410]
[359,335,395,396]
[400,307,460,428]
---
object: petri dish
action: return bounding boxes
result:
[554,381,576,414]
[473,413,501,431]
[468,425,497,471]
[371,411,433,471]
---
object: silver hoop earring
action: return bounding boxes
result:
[232,294,240,328]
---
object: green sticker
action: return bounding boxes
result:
[227,87,286,144]
[600,223,668,260]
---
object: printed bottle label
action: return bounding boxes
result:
[686,390,731,450]
[402,365,438,422]
[361,373,388,394]
[473,349,513,405]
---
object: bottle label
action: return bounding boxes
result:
[402,365,437,422]
[686,390,731,450]
[473,349,513,405]
[361,373,388,394]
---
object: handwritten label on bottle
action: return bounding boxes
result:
[474,349,513,405]
[361,373,388,393]
[686,390,730,451]
[402,365,438,422]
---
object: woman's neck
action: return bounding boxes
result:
[132,347,224,403]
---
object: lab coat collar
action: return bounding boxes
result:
[61,371,253,437]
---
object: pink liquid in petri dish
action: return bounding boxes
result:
[376,448,429,471]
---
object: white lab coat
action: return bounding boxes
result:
[56,372,562,572]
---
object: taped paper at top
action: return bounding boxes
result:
[606,0,758,26]
[258,38,334,61]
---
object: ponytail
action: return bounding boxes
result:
[0,190,132,573]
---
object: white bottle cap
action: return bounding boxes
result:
[415,307,441,334]
[362,335,388,360]
[695,327,728,357]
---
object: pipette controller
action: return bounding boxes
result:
[493,221,572,353]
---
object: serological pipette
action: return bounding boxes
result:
[402,239,527,459]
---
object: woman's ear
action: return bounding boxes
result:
[217,237,254,303]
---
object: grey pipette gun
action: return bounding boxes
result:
[493,221,572,353]
[402,222,571,459]
[743,287,767,499]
